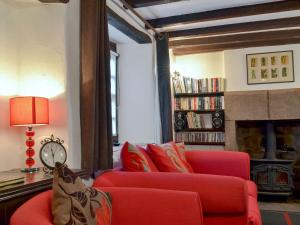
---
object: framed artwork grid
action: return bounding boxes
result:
[246,50,294,85]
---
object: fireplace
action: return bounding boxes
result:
[225,89,300,196]
[249,121,294,196]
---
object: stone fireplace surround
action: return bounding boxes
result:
[225,88,300,195]
[225,88,300,150]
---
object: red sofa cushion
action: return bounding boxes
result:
[121,142,158,172]
[99,187,204,225]
[186,150,250,180]
[93,171,248,215]
[147,142,193,173]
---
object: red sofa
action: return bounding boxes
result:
[93,150,261,225]
[10,187,203,225]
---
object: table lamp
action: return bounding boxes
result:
[10,97,49,172]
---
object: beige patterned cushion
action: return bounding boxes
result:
[52,162,112,225]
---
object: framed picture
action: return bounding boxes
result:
[247,50,294,85]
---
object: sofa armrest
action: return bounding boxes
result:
[94,171,248,215]
[10,188,203,225]
[100,187,203,225]
[10,191,53,225]
[186,151,250,180]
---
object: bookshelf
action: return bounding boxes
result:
[172,75,225,146]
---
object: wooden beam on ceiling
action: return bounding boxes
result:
[169,16,300,39]
[172,38,300,55]
[125,0,186,8]
[38,0,69,3]
[107,7,152,44]
[148,0,300,28]
[169,29,300,47]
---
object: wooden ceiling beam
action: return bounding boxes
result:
[125,0,186,8]
[107,7,152,44]
[169,16,300,39]
[172,38,300,55]
[38,0,69,3]
[169,29,300,47]
[148,0,300,28]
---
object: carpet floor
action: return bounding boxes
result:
[262,210,300,225]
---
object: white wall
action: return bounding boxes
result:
[0,0,81,171]
[118,43,159,144]
[107,0,161,145]
[171,51,225,78]
[0,1,23,171]
[224,44,300,91]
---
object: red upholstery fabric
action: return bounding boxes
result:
[10,191,53,225]
[185,150,250,180]
[204,214,247,225]
[248,196,262,225]
[10,188,203,225]
[99,187,203,225]
[247,180,258,199]
[93,171,248,215]
[121,142,158,172]
[147,143,193,172]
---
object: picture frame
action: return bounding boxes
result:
[246,50,294,85]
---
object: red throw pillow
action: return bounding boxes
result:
[147,142,193,173]
[172,142,194,173]
[121,142,159,172]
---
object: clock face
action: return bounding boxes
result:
[40,142,67,169]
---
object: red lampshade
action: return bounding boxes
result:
[10,97,49,126]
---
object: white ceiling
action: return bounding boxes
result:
[0,0,42,8]
[136,0,280,20]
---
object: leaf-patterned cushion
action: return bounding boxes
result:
[121,142,159,172]
[147,142,193,173]
[52,162,112,225]
[172,142,194,173]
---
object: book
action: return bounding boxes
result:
[172,76,225,94]
[175,131,225,143]
[0,174,25,188]
[174,96,224,111]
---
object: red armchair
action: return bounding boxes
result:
[93,150,261,225]
[10,187,203,225]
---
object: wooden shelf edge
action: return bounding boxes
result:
[183,142,225,146]
[176,128,224,132]
[174,92,224,97]
[174,109,224,113]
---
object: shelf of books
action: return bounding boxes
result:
[172,74,226,146]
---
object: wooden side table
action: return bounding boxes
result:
[0,169,89,225]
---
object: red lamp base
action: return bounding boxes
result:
[21,127,39,173]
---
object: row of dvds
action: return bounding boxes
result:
[186,112,212,129]
[174,96,224,111]
[175,132,225,143]
[172,76,225,94]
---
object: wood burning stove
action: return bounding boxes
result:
[251,121,294,196]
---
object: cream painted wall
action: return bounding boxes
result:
[0,1,23,171]
[117,43,160,144]
[224,44,300,91]
[171,44,300,92]
[171,51,225,78]
[0,0,81,171]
